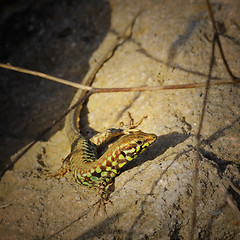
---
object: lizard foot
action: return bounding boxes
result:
[93,197,113,216]
[120,112,148,134]
[43,155,70,179]
[45,165,68,179]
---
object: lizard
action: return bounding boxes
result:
[53,22,157,201]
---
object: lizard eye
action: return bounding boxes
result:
[137,140,143,145]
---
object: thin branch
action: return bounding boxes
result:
[0,63,92,91]
[219,181,240,222]
[0,63,238,94]
[189,2,240,237]
[189,32,217,240]
[228,180,240,196]
[91,80,238,93]
[206,0,240,83]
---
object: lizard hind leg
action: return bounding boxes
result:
[45,154,71,179]
[94,181,115,216]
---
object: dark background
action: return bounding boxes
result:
[0,0,111,171]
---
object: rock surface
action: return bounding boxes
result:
[0,0,239,239]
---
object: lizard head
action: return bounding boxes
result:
[114,131,157,164]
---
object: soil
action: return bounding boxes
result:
[0,0,239,239]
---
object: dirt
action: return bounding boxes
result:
[0,0,239,239]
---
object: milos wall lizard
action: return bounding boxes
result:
[52,26,157,202]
